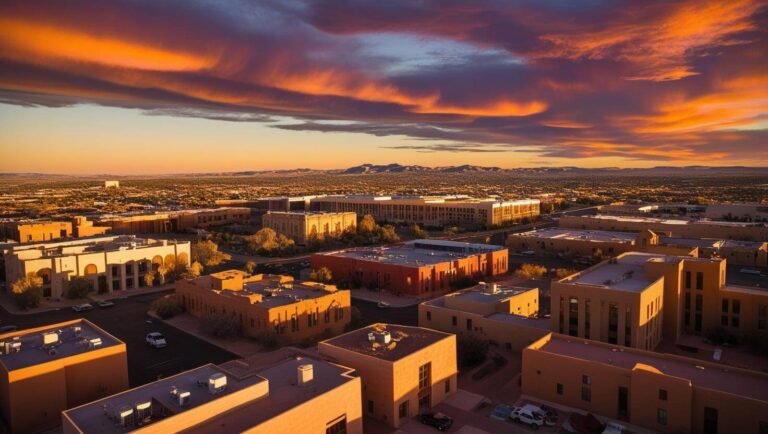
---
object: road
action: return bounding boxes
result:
[352,299,418,327]
[0,291,238,387]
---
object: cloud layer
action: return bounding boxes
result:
[0,0,766,163]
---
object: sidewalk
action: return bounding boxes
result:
[350,288,422,307]
[155,312,263,358]
[0,283,174,315]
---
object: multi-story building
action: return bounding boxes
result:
[310,195,540,227]
[0,319,128,434]
[553,252,768,349]
[419,280,550,351]
[176,270,351,344]
[311,240,509,298]
[262,211,357,244]
[319,324,457,428]
[4,235,190,299]
[62,355,362,434]
[0,216,109,243]
[598,202,768,223]
[560,214,768,242]
[522,333,768,434]
[98,207,251,234]
[215,196,316,213]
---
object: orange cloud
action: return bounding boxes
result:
[412,99,547,117]
[0,19,217,72]
[541,120,593,129]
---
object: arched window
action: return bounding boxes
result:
[84,264,98,275]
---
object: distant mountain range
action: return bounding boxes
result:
[1,164,767,178]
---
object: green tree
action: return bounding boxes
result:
[191,240,230,267]
[11,273,43,309]
[309,267,333,283]
[515,263,548,280]
[201,313,241,338]
[65,277,94,299]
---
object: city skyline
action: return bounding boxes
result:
[1,0,767,174]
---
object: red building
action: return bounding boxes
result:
[311,240,508,298]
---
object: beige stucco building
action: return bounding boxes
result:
[98,207,251,234]
[177,270,351,344]
[62,355,362,434]
[262,211,357,244]
[0,217,109,244]
[0,319,128,434]
[523,333,768,434]
[4,235,190,299]
[419,281,551,351]
[318,323,457,428]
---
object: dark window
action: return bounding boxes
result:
[581,386,591,402]
[759,421,768,434]
[557,383,564,395]
[695,295,703,311]
[445,379,450,394]
[704,407,718,434]
[731,316,740,328]
[685,271,691,289]
[659,389,667,400]
[658,408,668,426]
[733,300,740,314]
[466,318,472,331]
[367,400,374,414]
[696,272,704,290]
[451,316,457,326]
[419,363,431,389]
[721,299,729,313]
[568,297,579,337]
[759,305,767,330]
[398,401,409,418]
[608,304,618,344]
[582,375,591,385]
[326,417,347,434]
[584,299,591,339]
[426,311,431,321]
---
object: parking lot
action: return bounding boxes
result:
[0,291,238,387]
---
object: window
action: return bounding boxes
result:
[568,297,579,337]
[451,316,457,326]
[445,379,450,394]
[419,363,431,389]
[624,306,632,347]
[426,311,432,321]
[398,401,409,418]
[326,416,347,434]
[608,304,618,344]
[584,299,591,339]
[696,272,704,290]
[581,386,591,402]
[685,271,691,289]
[759,305,767,330]
[659,389,667,400]
[367,400,374,414]
[722,299,729,313]
[657,408,668,426]
[466,318,472,331]
[582,375,591,385]
[733,300,741,314]
[557,383,564,395]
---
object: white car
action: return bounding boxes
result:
[146,332,167,348]
[72,303,94,312]
[377,301,390,308]
[521,404,557,426]
[510,406,545,429]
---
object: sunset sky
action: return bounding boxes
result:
[0,0,766,174]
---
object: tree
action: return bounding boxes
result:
[144,271,157,287]
[309,267,333,283]
[201,313,241,338]
[156,264,170,285]
[378,224,400,243]
[151,295,185,319]
[592,248,604,260]
[244,261,257,274]
[182,261,204,279]
[554,268,578,279]
[515,263,547,280]
[244,228,296,256]
[358,214,377,233]
[457,335,489,367]
[191,240,230,267]
[11,273,43,309]
[65,277,94,299]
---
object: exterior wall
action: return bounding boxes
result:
[318,333,458,428]
[560,215,768,242]
[311,249,508,298]
[0,322,128,434]
[311,197,539,227]
[522,334,768,434]
[719,243,768,267]
[552,274,665,350]
[0,221,73,243]
[177,278,352,344]
[102,208,251,234]
[262,212,357,244]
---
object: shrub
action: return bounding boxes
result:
[151,295,185,319]
[201,313,241,338]
[705,327,738,346]
[65,277,94,299]
[191,240,230,266]
[457,334,489,368]
[409,224,429,239]
[515,263,547,280]
[554,268,578,279]
[254,329,278,349]
[11,273,43,309]
[309,267,333,283]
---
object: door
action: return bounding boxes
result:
[704,407,718,434]
[618,387,628,420]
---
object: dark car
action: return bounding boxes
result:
[420,412,453,431]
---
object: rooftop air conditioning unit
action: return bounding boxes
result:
[297,364,314,385]
[118,406,134,427]
[88,338,103,348]
[372,331,391,345]
[171,387,192,407]
[134,400,151,422]
[208,373,227,394]
[73,326,82,336]
[43,332,59,346]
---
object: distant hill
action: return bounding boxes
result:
[335,163,503,174]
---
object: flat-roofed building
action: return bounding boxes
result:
[310,195,540,227]
[419,279,550,351]
[0,319,128,434]
[311,240,509,298]
[98,207,251,234]
[555,252,768,348]
[4,235,190,299]
[216,196,316,213]
[560,214,768,242]
[0,216,109,243]
[62,355,362,434]
[523,333,768,434]
[176,270,351,344]
[508,228,696,261]
[319,324,457,428]
[262,211,357,244]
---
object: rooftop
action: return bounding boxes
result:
[539,334,768,402]
[446,281,536,305]
[565,252,664,292]
[0,319,122,371]
[264,211,355,216]
[64,356,356,434]
[316,240,504,268]
[321,323,452,362]
[513,227,637,243]
[660,236,724,248]
[580,214,763,227]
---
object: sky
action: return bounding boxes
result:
[0,0,766,174]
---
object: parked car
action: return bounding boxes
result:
[146,332,167,348]
[510,406,545,429]
[0,325,18,333]
[377,301,391,308]
[521,404,557,426]
[740,268,762,275]
[490,404,512,421]
[419,412,453,431]
[72,303,94,312]
[602,422,625,434]
[96,300,115,308]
